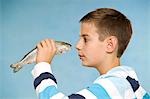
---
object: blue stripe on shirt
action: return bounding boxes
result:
[34,72,57,89]
[143,93,150,99]
[87,83,111,99]
[68,94,85,99]
[126,76,139,92]
[39,86,59,99]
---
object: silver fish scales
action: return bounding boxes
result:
[10,41,71,73]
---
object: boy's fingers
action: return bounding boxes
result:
[37,43,42,49]
[36,39,56,50]
[51,39,57,51]
[41,40,47,48]
[45,39,51,48]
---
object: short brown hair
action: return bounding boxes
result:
[80,8,132,57]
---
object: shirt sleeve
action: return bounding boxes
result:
[31,62,111,99]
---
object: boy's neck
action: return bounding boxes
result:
[96,57,120,75]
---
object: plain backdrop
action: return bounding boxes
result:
[0,0,150,99]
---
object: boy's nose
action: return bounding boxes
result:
[76,40,82,51]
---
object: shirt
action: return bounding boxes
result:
[31,62,150,99]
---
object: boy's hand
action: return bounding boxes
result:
[36,39,57,64]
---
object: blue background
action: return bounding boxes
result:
[0,0,150,99]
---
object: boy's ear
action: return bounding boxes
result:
[105,36,118,53]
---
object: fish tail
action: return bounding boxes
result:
[10,62,23,73]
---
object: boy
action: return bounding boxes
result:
[31,8,150,99]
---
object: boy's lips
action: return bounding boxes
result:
[79,54,85,59]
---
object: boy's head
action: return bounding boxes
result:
[79,8,132,58]
[76,8,132,70]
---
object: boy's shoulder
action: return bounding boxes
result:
[95,66,137,81]
[93,66,149,99]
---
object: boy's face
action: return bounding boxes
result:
[76,22,106,67]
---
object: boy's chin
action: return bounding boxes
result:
[81,62,94,67]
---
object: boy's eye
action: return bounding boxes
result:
[83,38,87,42]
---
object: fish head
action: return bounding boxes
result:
[55,41,72,54]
